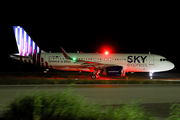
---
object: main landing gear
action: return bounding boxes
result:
[91,74,100,79]
[91,69,101,79]
[121,71,126,77]
[44,69,49,73]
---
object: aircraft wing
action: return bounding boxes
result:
[75,60,104,65]
[60,47,105,66]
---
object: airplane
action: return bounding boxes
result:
[10,26,175,79]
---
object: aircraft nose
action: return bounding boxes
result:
[168,62,175,70]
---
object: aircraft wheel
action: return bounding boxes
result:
[91,74,96,79]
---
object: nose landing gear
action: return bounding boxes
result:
[149,72,154,79]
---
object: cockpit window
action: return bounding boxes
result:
[160,58,168,61]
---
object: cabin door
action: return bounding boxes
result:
[149,56,154,65]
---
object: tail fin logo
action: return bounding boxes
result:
[13,26,41,56]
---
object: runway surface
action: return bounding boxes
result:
[0,84,180,119]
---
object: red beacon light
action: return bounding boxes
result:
[105,51,109,55]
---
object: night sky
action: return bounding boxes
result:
[1,5,180,72]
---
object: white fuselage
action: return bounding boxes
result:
[35,53,174,73]
[10,52,175,76]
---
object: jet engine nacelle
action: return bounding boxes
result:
[103,66,124,77]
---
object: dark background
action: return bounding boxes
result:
[1,3,180,72]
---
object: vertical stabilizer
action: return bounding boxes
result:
[13,26,41,56]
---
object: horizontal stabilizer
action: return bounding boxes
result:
[9,54,32,58]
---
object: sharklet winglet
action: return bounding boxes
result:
[60,47,72,60]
